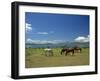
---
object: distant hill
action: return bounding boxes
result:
[25,42,89,48]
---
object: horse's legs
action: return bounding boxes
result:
[72,50,74,56]
[65,51,68,56]
[80,48,82,53]
[48,51,50,56]
[51,51,53,56]
[50,51,53,56]
[45,51,49,56]
[45,51,47,56]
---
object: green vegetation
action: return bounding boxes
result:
[25,48,89,68]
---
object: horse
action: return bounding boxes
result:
[44,48,53,56]
[73,46,82,53]
[61,48,74,56]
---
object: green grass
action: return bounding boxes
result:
[25,48,89,68]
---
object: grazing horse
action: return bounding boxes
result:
[61,48,74,56]
[73,46,82,53]
[44,48,53,56]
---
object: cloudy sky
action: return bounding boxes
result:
[25,12,89,44]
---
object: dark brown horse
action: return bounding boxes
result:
[61,48,74,56]
[73,46,82,53]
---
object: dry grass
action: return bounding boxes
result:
[25,48,89,68]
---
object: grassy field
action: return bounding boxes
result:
[25,48,89,68]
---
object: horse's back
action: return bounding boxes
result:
[44,48,53,56]
[44,48,52,51]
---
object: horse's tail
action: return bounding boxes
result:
[61,50,63,55]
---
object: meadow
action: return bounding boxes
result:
[25,48,89,68]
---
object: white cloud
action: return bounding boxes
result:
[51,40,65,44]
[26,23,32,32]
[37,32,48,35]
[26,39,65,44]
[36,31,54,35]
[26,38,33,43]
[74,35,89,43]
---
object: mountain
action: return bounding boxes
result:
[25,42,89,48]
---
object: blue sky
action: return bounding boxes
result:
[25,12,89,44]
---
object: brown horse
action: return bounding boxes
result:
[73,46,82,53]
[61,48,74,56]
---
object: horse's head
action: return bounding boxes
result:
[74,46,79,49]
